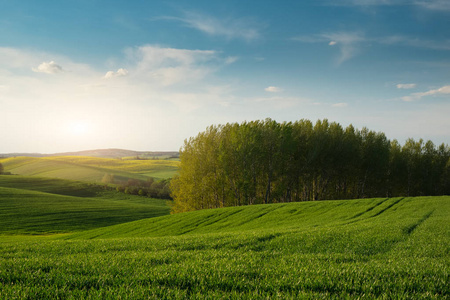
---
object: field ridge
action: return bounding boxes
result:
[65,196,449,241]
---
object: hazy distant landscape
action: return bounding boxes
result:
[0,148,179,159]
[1,0,449,299]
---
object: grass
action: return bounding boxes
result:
[0,175,170,234]
[0,194,448,298]
[0,156,179,182]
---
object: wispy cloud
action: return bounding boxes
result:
[125,45,218,86]
[377,35,450,51]
[248,96,308,109]
[225,56,239,64]
[0,47,41,69]
[396,83,416,89]
[158,11,261,41]
[402,85,450,101]
[322,32,365,64]
[332,102,349,107]
[293,31,450,65]
[415,0,450,11]
[328,0,450,11]
[32,61,63,74]
[293,32,365,65]
[265,86,283,93]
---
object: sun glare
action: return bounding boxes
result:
[68,121,90,135]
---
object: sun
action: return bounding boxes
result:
[68,120,90,135]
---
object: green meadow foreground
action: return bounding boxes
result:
[0,175,448,299]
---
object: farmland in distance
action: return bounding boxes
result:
[0,155,179,182]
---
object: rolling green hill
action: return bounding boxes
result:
[1,195,448,298]
[66,196,449,241]
[0,175,170,234]
[0,156,179,182]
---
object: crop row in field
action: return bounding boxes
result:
[1,196,448,298]
[66,196,447,240]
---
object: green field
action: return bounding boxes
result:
[0,190,448,298]
[0,156,179,182]
[0,175,170,234]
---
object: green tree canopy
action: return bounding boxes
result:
[170,119,450,213]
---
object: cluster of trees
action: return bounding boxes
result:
[102,174,171,199]
[170,119,450,213]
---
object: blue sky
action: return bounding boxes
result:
[1,0,449,153]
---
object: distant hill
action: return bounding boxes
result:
[0,148,179,159]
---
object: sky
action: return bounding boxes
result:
[1,0,449,153]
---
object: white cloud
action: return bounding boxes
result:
[225,56,239,64]
[329,41,337,46]
[332,102,348,107]
[396,83,416,89]
[32,61,63,74]
[125,45,218,86]
[265,86,283,93]
[402,85,450,101]
[104,68,129,79]
[159,11,261,41]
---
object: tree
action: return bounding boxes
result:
[101,173,115,184]
[358,128,390,197]
[170,119,450,213]
[388,139,408,197]
[0,162,4,175]
[402,139,424,196]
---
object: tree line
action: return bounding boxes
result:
[170,119,450,213]
[101,174,172,199]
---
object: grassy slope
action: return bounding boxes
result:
[0,175,170,234]
[66,196,449,241]
[0,196,448,298]
[0,156,179,182]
